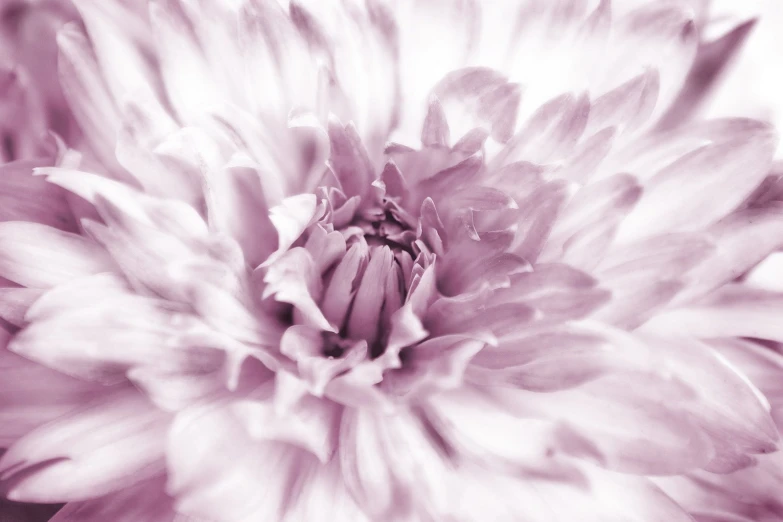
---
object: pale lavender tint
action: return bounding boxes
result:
[1,1,783,522]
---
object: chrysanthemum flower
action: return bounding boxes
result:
[2,1,783,521]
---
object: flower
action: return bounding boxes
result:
[1,1,783,521]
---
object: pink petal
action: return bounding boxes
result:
[0,222,115,289]
[57,25,122,173]
[264,194,320,266]
[0,392,169,503]
[591,275,683,329]
[283,457,370,522]
[0,343,103,447]
[542,173,642,270]
[421,98,450,147]
[347,246,394,345]
[207,162,277,267]
[166,404,316,521]
[303,225,346,275]
[320,241,369,327]
[233,384,340,463]
[608,4,698,121]
[469,326,630,392]
[599,232,713,279]
[9,274,215,385]
[0,68,48,163]
[0,288,43,327]
[263,247,333,332]
[50,476,178,522]
[675,204,783,304]
[616,120,777,241]
[512,180,571,262]
[115,93,202,206]
[642,285,783,343]
[587,68,659,135]
[658,20,757,130]
[71,0,158,104]
[148,0,221,124]
[339,406,450,519]
[425,386,599,467]
[500,92,590,166]
[0,160,76,231]
[327,118,375,200]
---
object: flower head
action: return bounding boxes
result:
[2,1,783,521]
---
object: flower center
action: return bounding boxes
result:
[356,199,418,258]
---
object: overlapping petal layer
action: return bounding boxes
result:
[1,1,783,522]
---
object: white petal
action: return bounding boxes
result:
[0,222,115,288]
[167,403,316,522]
[0,392,169,503]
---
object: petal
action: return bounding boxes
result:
[339,406,451,519]
[598,232,714,282]
[643,285,783,343]
[10,274,207,384]
[346,246,394,345]
[542,173,641,270]
[166,403,317,522]
[232,384,340,463]
[432,68,521,144]
[591,275,683,329]
[712,339,783,428]
[676,204,783,304]
[263,193,319,266]
[659,20,757,130]
[115,91,203,206]
[0,160,76,231]
[421,99,450,147]
[50,476,179,522]
[492,326,778,475]
[394,0,480,137]
[149,0,221,123]
[608,4,698,120]
[616,120,777,241]
[0,343,103,447]
[587,68,659,135]
[437,462,694,522]
[207,161,277,267]
[512,180,572,262]
[0,392,169,503]
[320,241,369,327]
[425,386,599,468]
[656,452,783,522]
[282,458,369,522]
[0,222,115,289]
[71,0,157,102]
[327,117,375,199]
[0,288,42,327]
[469,326,634,392]
[499,92,590,166]
[57,24,122,172]
[263,247,333,332]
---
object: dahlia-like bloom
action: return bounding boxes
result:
[2,1,783,521]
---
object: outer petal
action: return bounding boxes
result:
[166,403,317,522]
[0,333,103,446]
[0,392,169,503]
[616,120,777,241]
[50,476,183,522]
[642,285,783,342]
[0,222,115,289]
[0,160,76,231]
